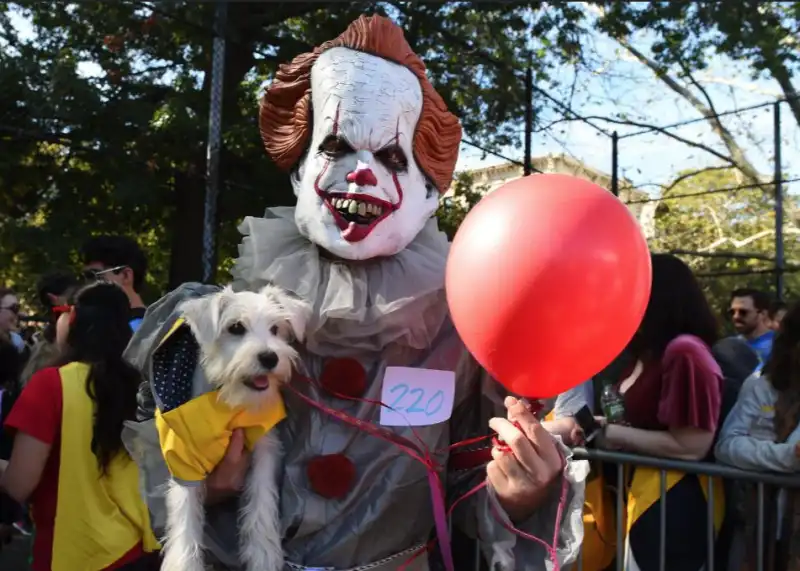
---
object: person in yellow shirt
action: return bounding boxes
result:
[1,282,159,571]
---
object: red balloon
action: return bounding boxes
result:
[446,174,651,399]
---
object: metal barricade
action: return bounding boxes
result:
[570,448,800,571]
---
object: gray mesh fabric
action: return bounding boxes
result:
[121,209,587,570]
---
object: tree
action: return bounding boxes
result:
[435,171,488,240]
[593,2,800,126]
[0,1,591,305]
[648,167,800,318]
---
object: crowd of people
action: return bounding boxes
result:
[538,256,796,571]
[0,242,796,571]
[0,235,155,570]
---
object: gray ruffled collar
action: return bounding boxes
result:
[231,207,451,357]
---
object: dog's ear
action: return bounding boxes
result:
[259,285,312,343]
[282,294,312,343]
[178,287,236,347]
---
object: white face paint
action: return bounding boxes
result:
[292,47,438,260]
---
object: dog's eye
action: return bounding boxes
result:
[227,322,246,336]
[270,325,279,335]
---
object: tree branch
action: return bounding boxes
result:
[748,6,800,127]
[585,114,751,168]
[692,73,783,98]
[665,249,776,262]
[659,166,733,197]
[698,227,800,253]
[617,39,765,190]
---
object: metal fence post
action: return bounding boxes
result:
[774,100,784,300]
[202,1,227,283]
[524,65,533,176]
[611,131,619,197]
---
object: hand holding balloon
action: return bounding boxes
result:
[488,397,563,522]
[446,174,652,398]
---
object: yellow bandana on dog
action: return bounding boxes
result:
[152,319,286,485]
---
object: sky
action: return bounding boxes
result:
[455,29,799,200]
[7,6,799,200]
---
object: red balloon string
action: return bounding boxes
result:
[286,375,455,571]
[399,436,569,571]
[287,373,568,571]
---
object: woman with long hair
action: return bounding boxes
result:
[0,282,158,570]
[598,254,725,571]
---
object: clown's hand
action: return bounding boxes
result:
[487,397,563,523]
[205,428,252,505]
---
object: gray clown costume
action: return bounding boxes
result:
[122,15,586,571]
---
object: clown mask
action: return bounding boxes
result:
[291,48,439,260]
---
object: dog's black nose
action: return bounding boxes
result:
[258,351,279,370]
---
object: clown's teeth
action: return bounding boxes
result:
[330,197,386,218]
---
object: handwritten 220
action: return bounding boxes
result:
[387,383,446,417]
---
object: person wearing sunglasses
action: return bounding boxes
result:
[0,288,24,353]
[81,236,148,332]
[729,288,775,372]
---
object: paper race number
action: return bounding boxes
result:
[379,367,456,427]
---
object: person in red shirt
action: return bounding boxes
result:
[0,282,159,571]
[597,254,725,571]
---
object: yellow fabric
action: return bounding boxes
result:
[155,388,286,483]
[626,467,725,533]
[160,317,186,346]
[153,316,288,483]
[53,362,159,571]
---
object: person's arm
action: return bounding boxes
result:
[541,380,594,446]
[605,423,713,460]
[715,375,800,472]
[0,368,61,503]
[1,434,51,503]
[448,356,587,571]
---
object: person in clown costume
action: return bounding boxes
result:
[123,14,587,571]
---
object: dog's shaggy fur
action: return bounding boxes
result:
[160,285,310,571]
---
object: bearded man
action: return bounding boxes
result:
[124,15,586,571]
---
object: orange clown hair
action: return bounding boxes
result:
[259,14,463,193]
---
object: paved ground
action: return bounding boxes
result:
[0,534,31,570]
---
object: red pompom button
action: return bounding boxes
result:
[319,358,367,399]
[307,454,356,499]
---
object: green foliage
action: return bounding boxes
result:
[0,1,590,304]
[435,171,488,240]
[592,2,800,94]
[649,167,799,322]
[2,0,796,320]
[438,167,798,327]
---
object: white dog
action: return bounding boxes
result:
[160,284,310,571]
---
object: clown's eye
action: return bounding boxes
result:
[319,135,353,158]
[375,145,408,172]
[270,325,279,335]
[227,322,246,336]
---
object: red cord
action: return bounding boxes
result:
[291,373,568,571]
